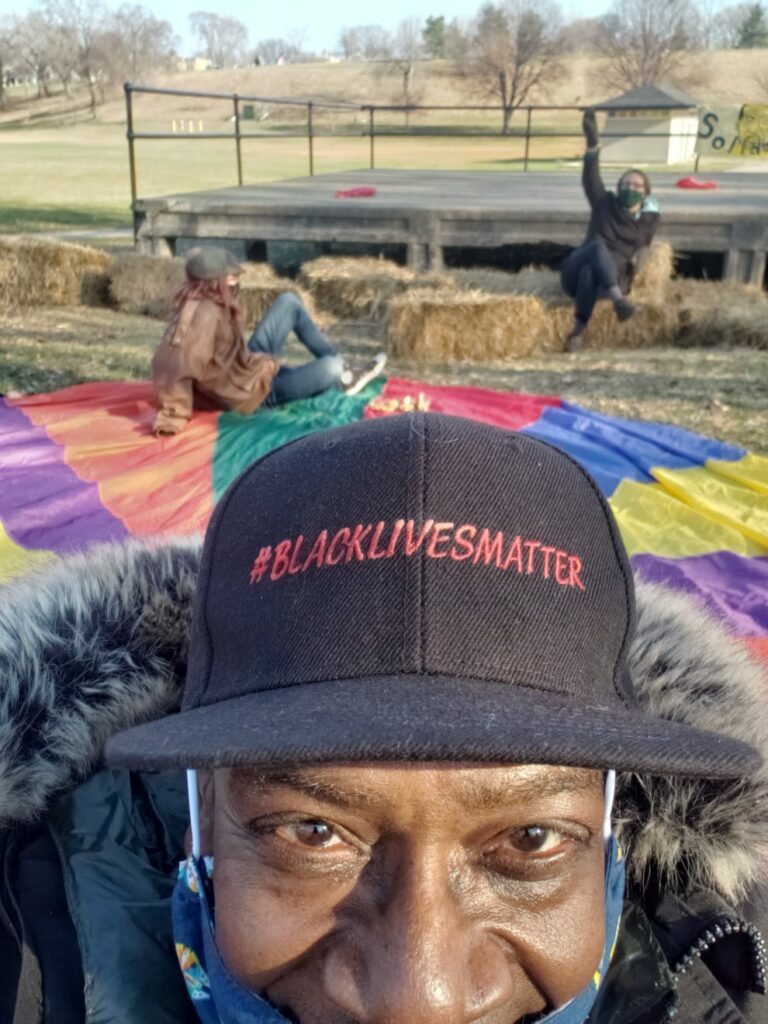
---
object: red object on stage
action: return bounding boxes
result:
[335,186,377,198]
[676,176,718,190]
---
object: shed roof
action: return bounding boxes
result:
[595,84,699,111]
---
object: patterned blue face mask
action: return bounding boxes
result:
[172,806,626,1024]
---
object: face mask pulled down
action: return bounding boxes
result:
[171,839,626,1024]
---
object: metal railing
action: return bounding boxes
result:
[125,82,703,207]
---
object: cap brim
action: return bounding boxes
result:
[105,675,760,779]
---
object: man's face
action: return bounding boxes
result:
[202,763,606,1024]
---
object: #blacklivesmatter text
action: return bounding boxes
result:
[249,519,586,590]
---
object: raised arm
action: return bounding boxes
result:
[581,109,606,208]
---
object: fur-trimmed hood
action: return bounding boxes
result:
[1,539,766,908]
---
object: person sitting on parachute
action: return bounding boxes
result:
[560,109,661,352]
[152,247,386,435]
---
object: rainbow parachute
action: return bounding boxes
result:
[1,378,766,665]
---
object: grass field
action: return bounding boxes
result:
[2,303,765,453]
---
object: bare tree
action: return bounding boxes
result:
[111,4,177,80]
[189,11,248,68]
[254,38,289,64]
[595,0,696,91]
[444,18,472,62]
[0,17,18,110]
[13,12,53,98]
[44,21,81,96]
[254,30,311,64]
[706,2,756,46]
[381,18,424,123]
[285,27,311,60]
[461,0,565,134]
[338,24,390,59]
[560,17,603,54]
[44,0,109,113]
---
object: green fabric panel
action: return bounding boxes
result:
[212,378,385,502]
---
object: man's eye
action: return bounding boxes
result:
[505,826,568,855]
[275,820,344,849]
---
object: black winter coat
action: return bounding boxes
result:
[580,151,660,292]
[1,540,766,1024]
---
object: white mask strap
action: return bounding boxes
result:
[187,768,202,859]
[603,769,616,845]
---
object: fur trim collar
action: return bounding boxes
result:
[0,540,766,906]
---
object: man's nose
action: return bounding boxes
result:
[321,846,516,1024]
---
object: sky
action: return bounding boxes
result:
[4,0,614,55]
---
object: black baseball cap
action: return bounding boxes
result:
[106,414,759,778]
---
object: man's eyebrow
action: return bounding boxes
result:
[452,768,602,810]
[230,766,374,808]
[229,765,601,811]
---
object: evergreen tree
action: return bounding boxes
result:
[422,15,446,58]
[735,2,768,46]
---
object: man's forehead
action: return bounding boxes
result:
[225,763,603,810]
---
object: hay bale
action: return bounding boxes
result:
[240,279,316,327]
[448,266,567,305]
[582,302,679,350]
[633,241,674,303]
[447,243,673,307]
[0,237,111,311]
[108,256,308,324]
[387,288,554,362]
[109,253,186,317]
[299,257,416,320]
[669,278,768,348]
[440,259,677,354]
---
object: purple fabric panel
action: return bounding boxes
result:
[632,551,768,639]
[0,399,128,553]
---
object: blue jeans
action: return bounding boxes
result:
[560,238,619,325]
[247,293,344,405]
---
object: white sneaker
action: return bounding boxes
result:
[342,352,387,396]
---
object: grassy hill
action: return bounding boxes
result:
[3,49,768,130]
[1,49,766,233]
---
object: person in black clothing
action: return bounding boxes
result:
[561,109,661,351]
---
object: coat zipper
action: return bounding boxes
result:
[673,916,767,995]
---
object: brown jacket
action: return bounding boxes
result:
[152,299,278,434]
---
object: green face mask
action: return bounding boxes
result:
[618,187,644,209]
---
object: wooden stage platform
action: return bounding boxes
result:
[134,168,768,285]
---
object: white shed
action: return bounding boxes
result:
[596,85,700,165]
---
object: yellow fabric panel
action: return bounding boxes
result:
[708,453,768,497]
[609,479,764,557]
[0,521,56,583]
[653,465,768,550]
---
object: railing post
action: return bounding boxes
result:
[369,106,375,170]
[233,94,243,185]
[124,83,138,241]
[523,107,532,171]
[308,101,314,176]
